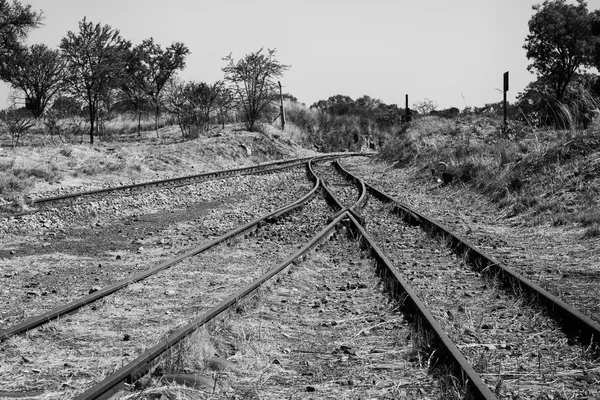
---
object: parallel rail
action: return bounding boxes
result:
[75,210,347,400]
[0,165,322,341]
[313,161,497,399]
[356,174,600,349]
[335,158,600,380]
[26,153,364,207]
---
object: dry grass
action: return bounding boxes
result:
[378,115,600,228]
[0,123,316,205]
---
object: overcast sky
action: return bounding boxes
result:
[2,0,600,111]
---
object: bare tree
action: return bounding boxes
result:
[59,18,130,144]
[222,48,289,131]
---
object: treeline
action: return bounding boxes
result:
[0,2,289,145]
[282,95,410,152]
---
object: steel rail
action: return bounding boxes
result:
[315,163,495,398]
[310,159,366,224]
[285,163,494,399]
[74,211,348,400]
[341,163,600,349]
[332,159,367,213]
[308,160,344,213]
[0,165,321,341]
[346,213,497,399]
[28,153,362,206]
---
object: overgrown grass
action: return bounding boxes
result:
[378,114,600,228]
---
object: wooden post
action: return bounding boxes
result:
[278,81,285,131]
[503,71,509,128]
[405,94,411,122]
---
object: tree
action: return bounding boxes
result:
[0,0,42,60]
[524,0,596,102]
[0,44,64,117]
[311,95,355,116]
[222,48,289,131]
[215,86,234,128]
[60,18,130,144]
[413,98,437,114]
[120,46,152,135]
[163,78,223,138]
[186,80,223,129]
[517,72,599,127]
[129,38,189,135]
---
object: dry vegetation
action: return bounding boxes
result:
[0,115,316,207]
[378,115,600,236]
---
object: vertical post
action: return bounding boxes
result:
[278,81,285,131]
[503,71,509,128]
[405,94,411,122]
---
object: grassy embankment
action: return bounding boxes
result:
[377,115,600,237]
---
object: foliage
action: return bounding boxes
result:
[412,98,438,114]
[59,18,131,144]
[164,77,224,138]
[516,72,600,128]
[287,95,403,152]
[126,38,189,135]
[311,94,356,116]
[524,0,597,101]
[222,48,289,132]
[431,107,460,119]
[0,0,42,60]
[0,43,65,117]
[214,87,234,128]
[120,44,154,134]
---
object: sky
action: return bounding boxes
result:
[3,0,600,111]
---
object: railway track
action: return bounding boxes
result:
[6,154,359,217]
[0,154,597,399]
[0,166,315,328]
[333,159,600,399]
[1,161,328,397]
